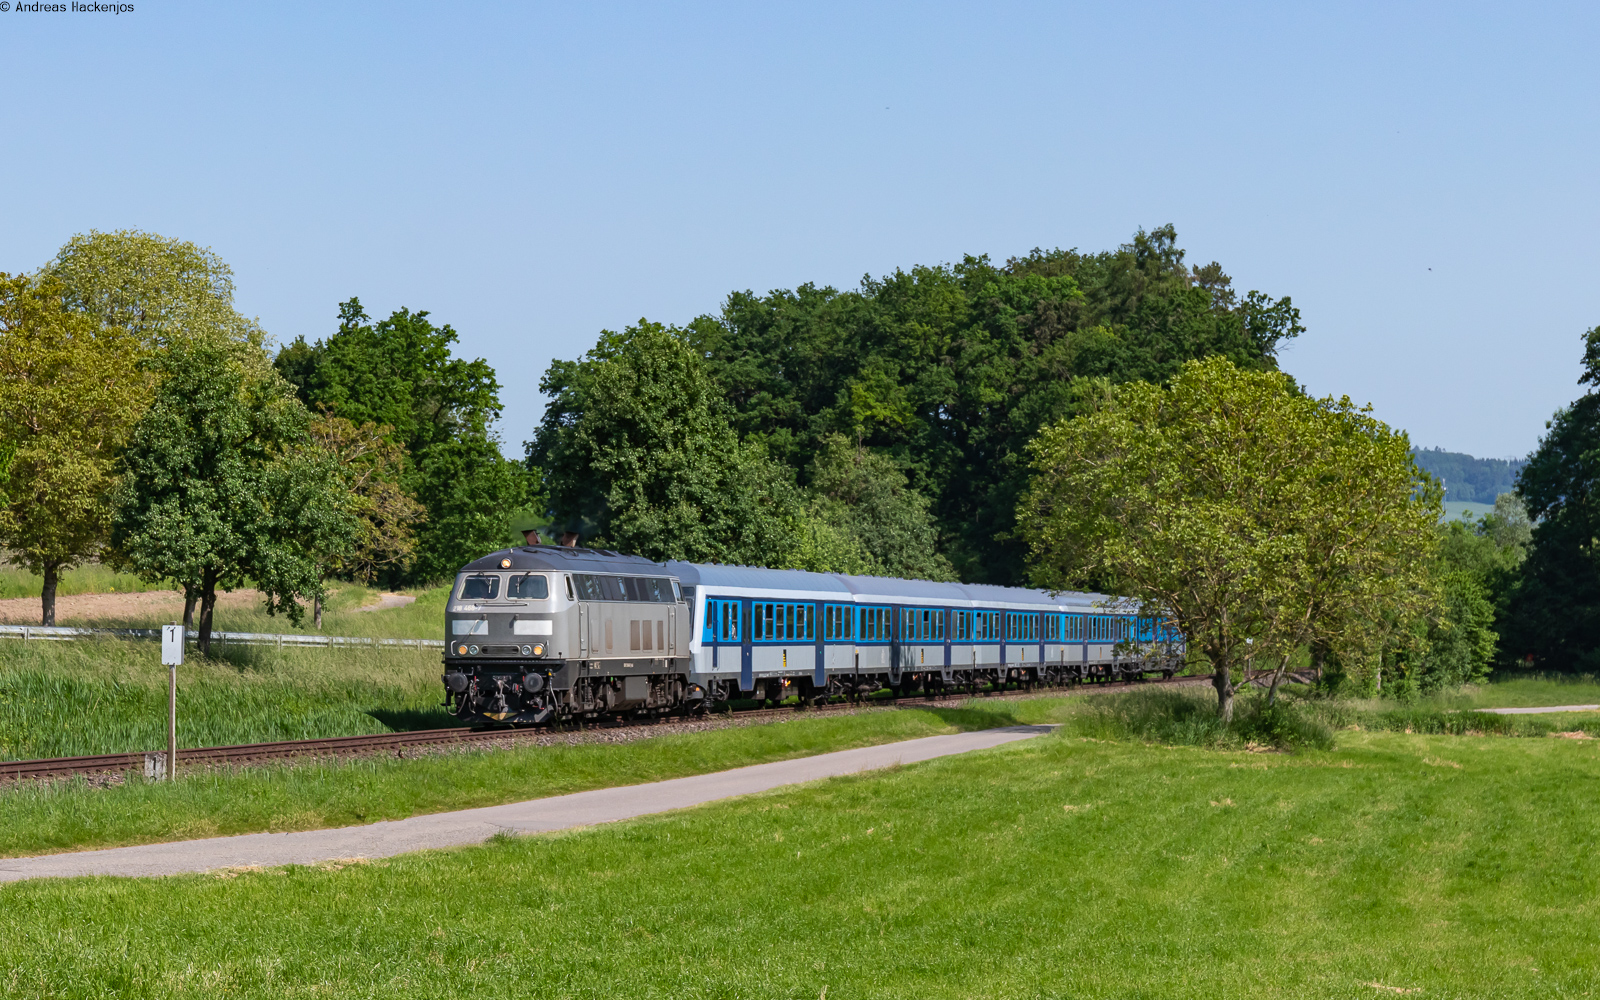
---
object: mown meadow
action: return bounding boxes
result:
[3,714,1598,998]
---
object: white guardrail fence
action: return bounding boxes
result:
[0,624,443,650]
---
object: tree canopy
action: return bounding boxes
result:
[1018,357,1438,717]
[276,298,541,583]
[529,320,804,564]
[669,225,1301,583]
[44,230,260,350]
[0,272,154,625]
[1502,324,1600,670]
[112,339,357,653]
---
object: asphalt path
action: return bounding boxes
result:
[1476,704,1600,715]
[0,725,1054,883]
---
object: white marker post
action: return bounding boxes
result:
[160,623,183,781]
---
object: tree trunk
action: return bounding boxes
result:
[40,561,61,627]
[1213,659,1235,723]
[183,589,197,634]
[1266,655,1290,708]
[197,569,218,656]
[313,593,323,631]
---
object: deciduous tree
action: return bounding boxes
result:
[1503,324,1600,670]
[530,320,800,564]
[0,274,153,625]
[277,298,535,581]
[1019,357,1437,718]
[305,414,427,625]
[45,229,260,350]
[111,340,357,654]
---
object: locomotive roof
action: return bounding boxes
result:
[458,546,669,575]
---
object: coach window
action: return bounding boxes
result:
[459,575,500,600]
[508,574,548,600]
[721,601,741,642]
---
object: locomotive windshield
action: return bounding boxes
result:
[458,575,500,600]
[508,574,549,599]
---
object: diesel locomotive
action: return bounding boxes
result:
[441,545,1183,726]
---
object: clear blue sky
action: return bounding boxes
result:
[4,1,1596,460]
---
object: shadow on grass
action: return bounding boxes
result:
[913,704,1027,730]
[367,707,463,732]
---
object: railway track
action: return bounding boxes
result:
[0,672,1213,783]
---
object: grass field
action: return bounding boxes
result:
[0,568,448,639]
[0,701,1052,857]
[2,724,1597,998]
[0,563,167,600]
[0,637,447,761]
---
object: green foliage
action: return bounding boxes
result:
[0,273,154,624]
[681,225,1299,583]
[1020,356,1439,715]
[803,435,956,580]
[530,320,802,563]
[305,414,426,585]
[110,340,358,652]
[44,229,261,350]
[276,299,539,583]
[1504,335,1600,670]
[409,434,544,581]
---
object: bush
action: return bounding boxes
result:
[1067,688,1334,751]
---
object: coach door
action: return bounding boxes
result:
[668,607,677,655]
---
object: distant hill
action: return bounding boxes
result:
[1411,448,1527,503]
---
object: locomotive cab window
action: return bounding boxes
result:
[458,575,500,601]
[507,574,548,600]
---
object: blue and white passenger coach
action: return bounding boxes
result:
[441,545,1182,726]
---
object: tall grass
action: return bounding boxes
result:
[1064,687,1336,750]
[0,638,446,760]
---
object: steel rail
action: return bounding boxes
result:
[0,673,1211,783]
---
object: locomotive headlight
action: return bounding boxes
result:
[533,643,545,657]
[468,644,479,655]
[456,644,469,656]
[520,644,532,656]
[500,558,512,568]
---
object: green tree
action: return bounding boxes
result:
[529,320,803,564]
[806,435,955,580]
[0,274,153,625]
[112,340,357,654]
[45,230,260,350]
[1503,324,1600,669]
[1019,357,1437,719]
[305,414,427,625]
[277,298,536,581]
[686,225,1301,583]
